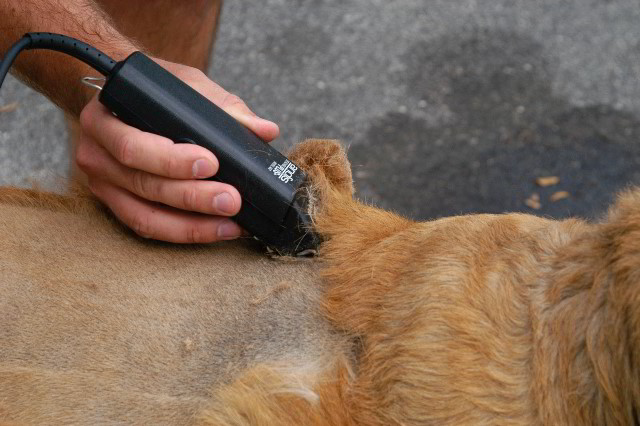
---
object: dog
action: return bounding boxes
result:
[0,139,638,425]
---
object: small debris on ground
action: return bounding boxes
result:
[355,170,370,179]
[525,193,541,209]
[0,101,18,113]
[536,176,559,187]
[550,191,570,202]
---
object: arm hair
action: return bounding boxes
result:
[0,0,141,115]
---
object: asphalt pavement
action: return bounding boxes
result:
[2,0,640,220]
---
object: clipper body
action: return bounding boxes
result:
[100,53,318,254]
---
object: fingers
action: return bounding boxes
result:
[88,179,244,243]
[80,99,219,179]
[76,136,242,216]
[77,60,280,245]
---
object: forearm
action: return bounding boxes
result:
[0,0,140,116]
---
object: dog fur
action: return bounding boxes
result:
[0,139,638,425]
[204,139,640,425]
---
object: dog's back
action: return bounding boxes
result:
[1,139,638,425]
[0,187,343,424]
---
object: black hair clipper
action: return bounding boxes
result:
[99,53,318,255]
[0,33,319,255]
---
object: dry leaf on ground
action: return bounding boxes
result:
[550,191,570,202]
[525,193,541,209]
[536,176,559,187]
[0,101,19,113]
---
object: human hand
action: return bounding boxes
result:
[76,58,279,243]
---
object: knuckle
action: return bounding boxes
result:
[186,225,203,244]
[182,186,199,211]
[74,140,93,172]
[130,211,153,239]
[180,67,205,81]
[86,178,100,196]
[221,93,245,109]
[116,132,137,166]
[131,170,155,200]
[190,68,206,80]
[163,154,180,177]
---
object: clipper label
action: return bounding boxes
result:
[268,159,298,183]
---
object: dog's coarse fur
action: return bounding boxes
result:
[0,139,638,425]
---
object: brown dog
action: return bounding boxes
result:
[0,139,638,425]
[205,139,640,425]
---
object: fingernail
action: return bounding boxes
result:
[193,159,215,178]
[217,220,242,240]
[213,192,236,215]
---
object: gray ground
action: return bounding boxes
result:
[2,0,640,220]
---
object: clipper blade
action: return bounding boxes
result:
[270,182,320,256]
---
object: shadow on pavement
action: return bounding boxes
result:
[350,30,640,220]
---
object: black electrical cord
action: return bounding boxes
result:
[0,32,116,88]
[0,36,31,88]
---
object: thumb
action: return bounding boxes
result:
[198,86,280,143]
[153,58,281,143]
[221,94,281,143]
